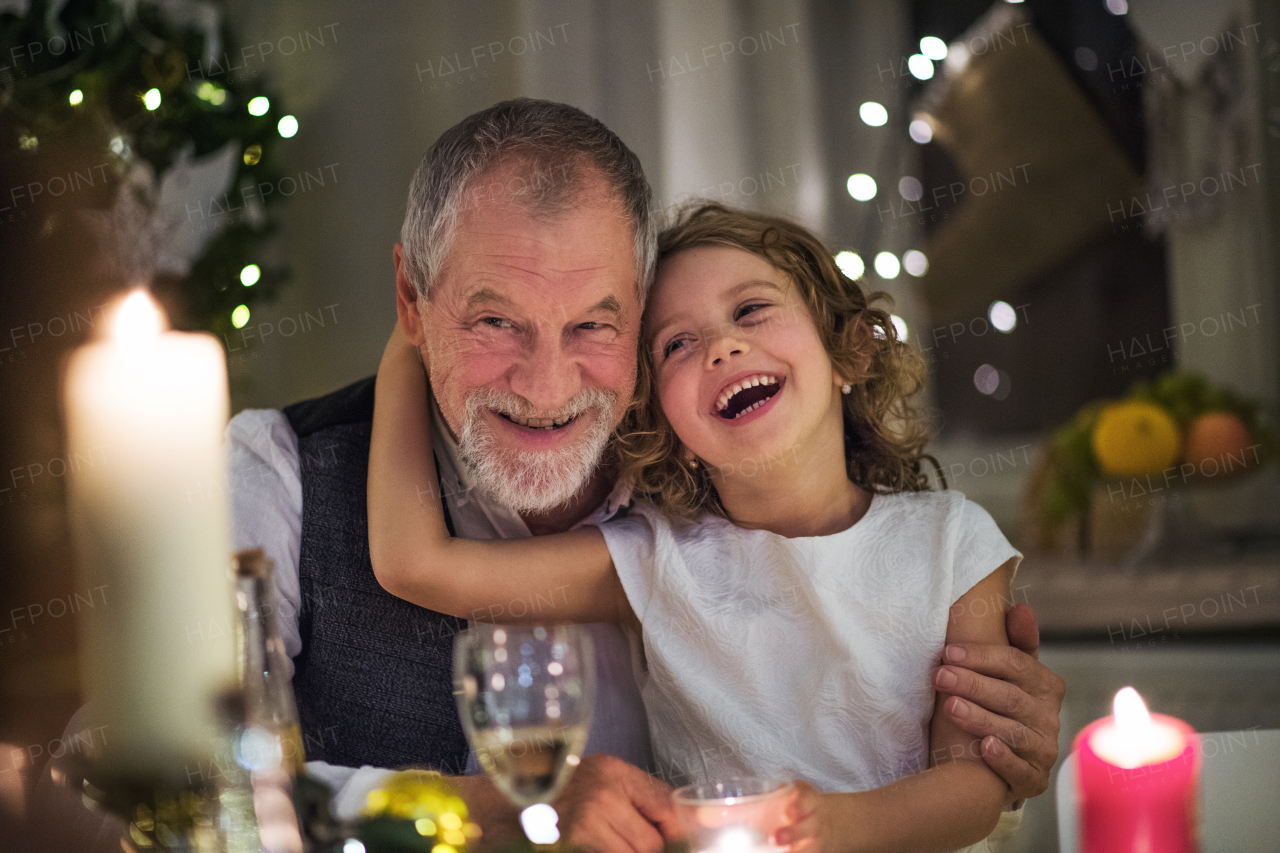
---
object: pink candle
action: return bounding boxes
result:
[1074,687,1200,853]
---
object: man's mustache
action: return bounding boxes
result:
[464,387,617,423]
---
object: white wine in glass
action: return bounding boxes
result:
[470,722,589,807]
[455,625,595,842]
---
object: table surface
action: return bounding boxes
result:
[1056,729,1280,853]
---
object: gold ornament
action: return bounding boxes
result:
[363,769,481,851]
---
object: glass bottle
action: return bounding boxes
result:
[234,548,305,852]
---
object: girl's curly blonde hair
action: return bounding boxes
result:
[616,201,933,521]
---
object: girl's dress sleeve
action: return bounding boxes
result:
[951,498,1022,604]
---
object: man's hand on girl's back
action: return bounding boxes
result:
[931,603,1067,803]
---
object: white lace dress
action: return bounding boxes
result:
[596,490,1020,851]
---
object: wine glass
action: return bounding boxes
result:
[454,624,595,844]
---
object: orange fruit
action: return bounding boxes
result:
[1182,411,1256,475]
[1092,401,1181,476]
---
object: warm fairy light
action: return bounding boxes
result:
[908,118,934,144]
[907,54,934,80]
[874,251,900,279]
[890,315,909,341]
[143,88,161,110]
[113,291,165,346]
[196,81,227,105]
[903,250,929,276]
[920,36,948,61]
[248,96,270,116]
[278,115,299,138]
[231,304,251,329]
[989,301,1017,332]
[898,176,923,201]
[974,364,1000,396]
[835,251,864,279]
[859,102,888,127]
[69,89,84,106]
[240,264,261,286]
[847,174,876,201]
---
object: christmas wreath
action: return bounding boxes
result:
[2,0,292,336]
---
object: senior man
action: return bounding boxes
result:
[228,98,1065,851]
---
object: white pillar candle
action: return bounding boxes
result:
[63,290,237,779]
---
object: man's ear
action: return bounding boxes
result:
[393,243,427,347]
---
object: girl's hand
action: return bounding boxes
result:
[383,321,430,380]
[385,320,418,360]
[773,780,822,853]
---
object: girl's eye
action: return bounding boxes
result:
[662,337,689,358]
[735,303,769,321]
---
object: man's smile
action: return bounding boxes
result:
[497,411,579,430]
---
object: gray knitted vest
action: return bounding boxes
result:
[283,376,469,772]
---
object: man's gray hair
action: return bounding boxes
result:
[400,98,656,303]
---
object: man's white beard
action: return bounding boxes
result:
[457,387,618,515]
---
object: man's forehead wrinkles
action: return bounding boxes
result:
[484,252,614,276]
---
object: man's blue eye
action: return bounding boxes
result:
[481,317,508,329]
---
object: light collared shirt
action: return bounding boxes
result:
[226,395,651,819]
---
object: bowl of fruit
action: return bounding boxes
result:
[1026,370,1274,561]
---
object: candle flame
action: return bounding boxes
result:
[712,827,755,853]
[1090,686,1186,768]
[1113,686,1151,736]
[112,290,165,345]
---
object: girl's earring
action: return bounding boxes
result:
[688,458,700,469]
[842,383,852,394]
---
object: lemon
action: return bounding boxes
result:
[1092,401,1180,476]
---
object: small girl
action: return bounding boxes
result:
[369,203,1020,853]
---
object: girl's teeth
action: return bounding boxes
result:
[734,399,769,418]
[715,374,780,412]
